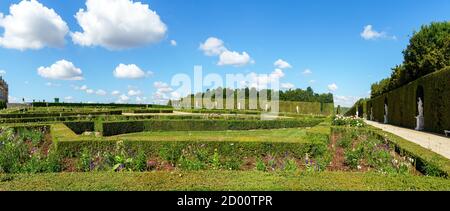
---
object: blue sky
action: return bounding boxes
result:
[0,0,449,106]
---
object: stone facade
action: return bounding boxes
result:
[0,76,8,103]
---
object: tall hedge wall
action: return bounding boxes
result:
[367,67,450,134]
[102,119,324,136]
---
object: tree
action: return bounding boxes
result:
[371,21,450,98]
[403,22,450,81]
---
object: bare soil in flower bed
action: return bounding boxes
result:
[329,130,422,175]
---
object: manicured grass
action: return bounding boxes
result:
[106,128,312,143]
[1,171,449,191]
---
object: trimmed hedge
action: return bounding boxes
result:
[31,102,172,109]
[131,109,174,114]
[102,119,324,136]
[0,110,122,119]
[367,67,450,134]
[63,121,95,135]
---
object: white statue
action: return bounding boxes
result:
[195,101,199,108]
[370,107,374,121]
[384,104,388,124]
[296,106,299,114]
[415,98,424,131]
[238,102,241,110]
[356,110,359,117]
[265,104,269,112]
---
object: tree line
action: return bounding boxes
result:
[371,22,450,98]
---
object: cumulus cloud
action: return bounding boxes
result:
[199,37,227,56]
[71,0,167,50]
[361,25,396,40]
[309,80,316,84]
[281,83,295,90]
[0,0,69,50]
[0,70,6,75]
[153,81,175,103]
[111,90,121,96]
[334,95,361,107]
[218,51,251,66]
[274,59,292,69]
[85,89,94,94]
[302,69,312,75]
[116,94,130,103]
[243,69,286,90]
[200,37,253,66]
[170,40,177,46]
[327,83,338,92]
[37,60,83,80]
[113,64,151,79]
[95,89,107,96]
[127,89,142,96]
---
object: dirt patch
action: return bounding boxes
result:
[328,133,350,171]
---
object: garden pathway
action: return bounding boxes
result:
[365,120,450,159]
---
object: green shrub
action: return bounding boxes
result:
[255,158,267,171]
[64,121,95,134]
[283,159,298,172]
[102,119,323,136]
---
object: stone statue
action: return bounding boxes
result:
[238,102,241,110]
[370,107,374,121]
[265,104,269,112]
[384,104,388,124]
[415,98,424,131]
[296,106,299,114]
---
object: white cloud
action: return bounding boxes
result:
[45,82,61,87]
[86,89,94,94]
[113,64,151,79]
[274,59,292,69]
[111,90,120,96]
[327,83,338,92]
[218,50,251,66]
[128,89,142,96]
[199,37,227,56]
[116,94,130,103]
[245,69,286,90]
[37,60,83,80]
[135,96,147,104]
[361,25,396,40]
[170,40,177,46]
[64,96,74,102]
[76,85,88,91]
[95,89,107,96]
[0,0,69,50]
[0,70,6,75]
[71,0,167,50]
[153,81,175,103]
[302,69,312,75]
[281,83,295,90]
[309,80,316,84]
[334,95,360,107]
[200,37,253,66]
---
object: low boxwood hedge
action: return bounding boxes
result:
[63,121,95,135]
[102,119,324,136]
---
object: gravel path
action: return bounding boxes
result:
[365,120,450,159]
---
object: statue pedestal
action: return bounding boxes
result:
[415,116,424,131]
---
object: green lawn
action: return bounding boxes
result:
[1,171,449,191]
[106,128,312,143]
